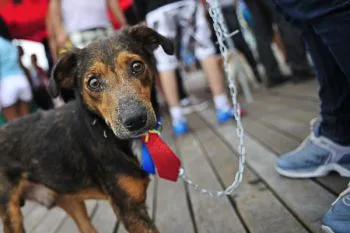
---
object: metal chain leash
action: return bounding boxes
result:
[178,0,246,197]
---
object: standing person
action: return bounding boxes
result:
[244,0,313,87]
[272,1,350,232]
[0,17,32,121]
[207,0,262,83]
[47,0,128,102]
[28,54,54,110]
[134,0,235,136]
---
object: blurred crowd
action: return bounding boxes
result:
[0,0,313,135]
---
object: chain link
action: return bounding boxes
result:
[178,0,246,197]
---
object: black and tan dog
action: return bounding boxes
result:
[0,25,173,233]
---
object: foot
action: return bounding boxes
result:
[180,96,209,115]
[172,119,189,136]
[276,119,350,178]
[322,184,350,233]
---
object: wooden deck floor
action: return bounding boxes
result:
[6,77,349,233]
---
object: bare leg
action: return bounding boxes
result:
[200,55,226,96]
[17,101,31,117]
[2,105,18,121]
[159,70,180,107]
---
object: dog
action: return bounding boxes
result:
[0,25,173,233]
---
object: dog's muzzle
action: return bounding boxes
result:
[119,97,153,133]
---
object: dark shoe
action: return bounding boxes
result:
[266,76,288,88]
[252,67,262,83]
[292,69,315,83]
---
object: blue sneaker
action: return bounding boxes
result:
[276,119,350,178]
[173,120,189,136]
[322,184,350,233]
[217,108,234,124]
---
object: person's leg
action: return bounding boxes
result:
[176,69,188,100]
[276,27,350,178]
[2,106,18,121]
[17,101,31,117]
[222,6,262,83]
[42,38,54,74]
[266,0,313,80]
[275,4,350,178]
[32,87,54,110]
[124,6,139,25]
[146,5,189,135]
[192,2,234,123]
[245,0,284,86]
[273,2,350,232]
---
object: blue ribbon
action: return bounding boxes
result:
[141,142,155,174]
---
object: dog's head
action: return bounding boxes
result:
[49,25,173,139]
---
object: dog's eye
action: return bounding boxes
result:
[88,77,102,91]
[129,61,145,76]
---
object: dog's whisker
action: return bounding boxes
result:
[104,130,108,138]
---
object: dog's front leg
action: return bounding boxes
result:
[105,174,159,233]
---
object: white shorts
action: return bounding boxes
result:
[146,1,216,71]
[0,74,32,108]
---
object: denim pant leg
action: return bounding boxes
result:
[275,1,350,144]
[303,27,350,145]
[312,10,350,144]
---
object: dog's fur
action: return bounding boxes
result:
[0,25,173,233]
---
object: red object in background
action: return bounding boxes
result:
[108,0,132,29]
[0,0,48,42]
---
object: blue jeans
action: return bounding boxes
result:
[274,0,350,145]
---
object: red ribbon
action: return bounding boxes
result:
[141,133,181,182]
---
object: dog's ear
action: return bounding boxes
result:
[49,49,79,98]
[129,25,174,55]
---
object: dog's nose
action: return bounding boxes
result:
[122,110,147,131]
[119,99,148,131]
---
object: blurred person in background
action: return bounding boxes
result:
[28,54,53,110]
[244,0,314,87]
[0,16,32,121]
[47,0,128,102]
[205,0,262,84]
[134,0,236,136]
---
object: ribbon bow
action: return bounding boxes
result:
[140,130,181,182]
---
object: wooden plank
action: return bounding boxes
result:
[245,97,349,194]
[55,200,97,233]
[252,94,319,112]
[91,201,117,233]
[25,205,50,232]
[269,80,319,100]
[242,117,300,153]
[199,108,336,232]
[244,105,310,140]
[0,201,37,232]
[30,206,67,233]
[175,121,247,233]
[188,113,309,233]
[152,117,196,233]
[245,99,316,124]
